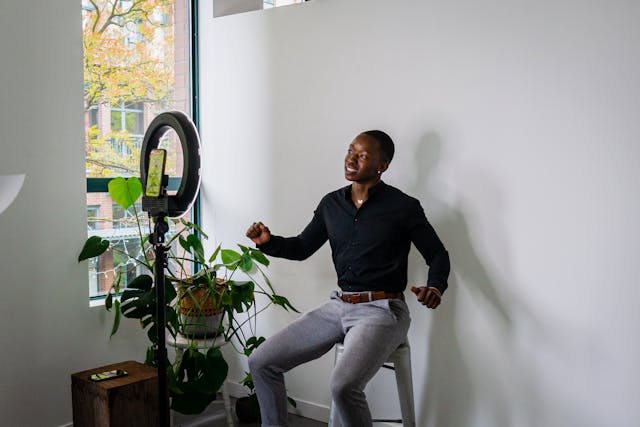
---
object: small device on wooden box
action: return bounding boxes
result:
[89,369,128,382]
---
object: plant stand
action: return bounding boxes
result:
[167,333,235,427]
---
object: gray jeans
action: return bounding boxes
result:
[248,290,411,427]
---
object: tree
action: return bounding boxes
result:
[83,0,175,177]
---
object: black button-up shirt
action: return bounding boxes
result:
[258,182,450,294]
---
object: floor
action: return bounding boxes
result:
[172,396,327,427]
[228,412,326,427]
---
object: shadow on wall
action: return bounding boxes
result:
[407,132,540,427]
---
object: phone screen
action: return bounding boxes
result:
[89,369,128,382]
[145,149,167,197]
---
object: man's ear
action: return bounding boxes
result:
[378,161,390,174]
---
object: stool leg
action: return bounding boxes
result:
[328,401,340,427]
[222,380,235,427]
[394,349,416,427]
[328,345,343,427]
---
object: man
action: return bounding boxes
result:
[246,130,450,427]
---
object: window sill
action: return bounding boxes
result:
[89,295,120,308]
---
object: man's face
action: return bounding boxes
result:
[344,135,386,183]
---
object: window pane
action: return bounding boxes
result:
[89,106,99,128]
[83,0,191,179]
[87,205,100,230]
[86,193,192,299]
[125,110,144,134]
[110,110,123,132]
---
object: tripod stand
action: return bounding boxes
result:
[149,211,171,427]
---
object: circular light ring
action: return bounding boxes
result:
[140,111,201,218]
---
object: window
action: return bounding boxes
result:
[83,0,198,300]
[111,102,145,134]
[112,203,141,229]
[263,0,307,9]
[87,205,100,231]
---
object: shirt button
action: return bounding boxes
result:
[354,218,358,222]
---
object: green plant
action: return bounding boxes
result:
[78,176,298,415]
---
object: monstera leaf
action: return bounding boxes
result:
[169,346,229,414]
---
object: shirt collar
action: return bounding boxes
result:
[341,180,387,200]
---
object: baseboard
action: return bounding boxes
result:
[226,379,330,423]
[225,380,399,426]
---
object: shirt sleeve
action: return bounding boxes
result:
[257,201,328,261]
[406,200,451,294]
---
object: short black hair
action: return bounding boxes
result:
[361,130,395,163]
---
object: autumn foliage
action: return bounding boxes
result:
[83,0,176,177]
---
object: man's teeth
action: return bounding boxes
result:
[346,167,358,172]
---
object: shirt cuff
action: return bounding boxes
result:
[426,283,447,296]
[256,235,281,254]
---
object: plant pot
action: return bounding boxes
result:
[235,394,261,423]
[179,311,223,338]
[178,282,225,338]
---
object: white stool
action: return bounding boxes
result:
[328,342,416,427]
[167,333,234,427]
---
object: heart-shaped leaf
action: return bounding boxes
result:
[221,249,241,267]
[78,236,110,261]
[186,234,205,263]
[250,249,269,267]
[108,177,142,210]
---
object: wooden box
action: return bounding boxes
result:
[71,360,159,427]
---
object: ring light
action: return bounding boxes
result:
[138,110,201,426]
[140,111,201,218]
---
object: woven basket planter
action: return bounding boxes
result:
[178,280,225,338]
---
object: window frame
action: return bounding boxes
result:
[85,0,201,302]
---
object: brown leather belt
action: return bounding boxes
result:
[339,291,403,304]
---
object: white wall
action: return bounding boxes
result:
[199,0,640,426]
[0,2,149,426]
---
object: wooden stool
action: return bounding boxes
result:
[71,360,159,427]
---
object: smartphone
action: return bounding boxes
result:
[89,369,128,382]
[145,148,167,197]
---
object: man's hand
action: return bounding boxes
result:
[246,221,271,246]
[410,286,442,309]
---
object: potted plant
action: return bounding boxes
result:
[235,371,262,423]
[78,176,298,416]
[234,371,297,422]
